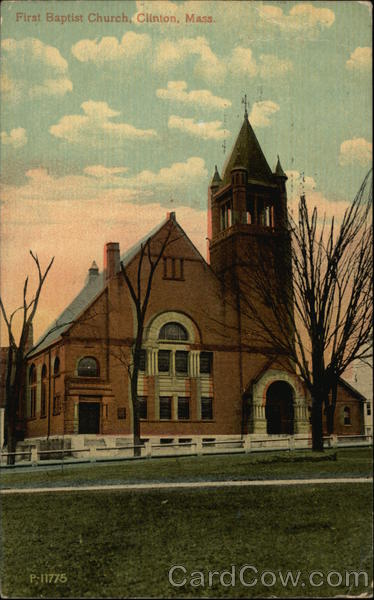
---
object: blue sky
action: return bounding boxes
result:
[0,0,372,342]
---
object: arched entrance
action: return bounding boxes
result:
[266,381,294,434]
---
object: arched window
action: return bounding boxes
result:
[343,406,351,426]
[159,322,188,341]
[78,356,99,377]
[41,364,47,418]
[54,357,60,376]
[53,357,61,415]
[29,364,37,418]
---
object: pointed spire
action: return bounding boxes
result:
[210,164,222,186]
[221,112,274,186]
[274,155,287,179]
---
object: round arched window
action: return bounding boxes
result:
[159,322,188,341]
[78,357,99,377]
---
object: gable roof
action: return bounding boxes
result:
[338,377,367,402]
[28,214,211,357]
[28,269,104,356]
[221,114,275,187]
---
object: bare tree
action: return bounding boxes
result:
[120,222,175,455]
[239,172,372,450]
[0,252,54,464]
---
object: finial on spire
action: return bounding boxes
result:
[242,94,249,119]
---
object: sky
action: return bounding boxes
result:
[0,0,372,348]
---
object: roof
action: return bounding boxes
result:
[28,213,210,356]
[221,113,275,187]
[28,269,104,356]
[338,377,367,402]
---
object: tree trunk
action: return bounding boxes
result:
[6,388,18,465]
[130,364,141,458]
[311,397,324,451]
[326,379,337,435]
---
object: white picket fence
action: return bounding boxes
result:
[0,434,372,468]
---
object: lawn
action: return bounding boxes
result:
[1,483,372,598]
[0,447,372,489]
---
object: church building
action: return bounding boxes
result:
[19,109,365,451]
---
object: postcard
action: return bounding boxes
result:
[0,1,372,598]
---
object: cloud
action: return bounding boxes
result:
[168,116,228,140]
[156,81,231,109]
[229,47,258,77]
[1,37,72,100]
[229,47,293,78]
[249,101,280,127]
[1,157,207,207]
[1,168,134,203]
[153,36,226,83]
[258,3,335,33]
[1,127,27,148]
[49,101,157,145]
[339,138,372,166]
[122,157,208,189]
[257,3,335,31]
[71,32,151,64]
[83,165,129,178]
[346,47,372,71]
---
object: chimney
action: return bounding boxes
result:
[104,242,120,280]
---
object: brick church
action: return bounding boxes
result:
[19,108,365,449]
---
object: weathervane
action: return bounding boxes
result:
[242,94,249,118]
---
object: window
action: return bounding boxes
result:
[139,350,146,372]
[201,397,213,420]
[139,396,147,420]
[117,407,126,419]
[367,403,371,416]
[265,205,272,227]
[176,351,189,374]
[41,364,47,418]
[78,356,99,377]
[163,257,184,280]
[53,394,61,416]
[160,438,173,444]
[159,322,188,341]
[29,364,37,419]
[178,397,190,420]
[178,438,192,444]
[200,352,213,374]
[158,350,171,373]
[53,357,60,376]
[160,397,172,420]
[220,199,233,231]
[246,196,254,224]
[343,406,351,426]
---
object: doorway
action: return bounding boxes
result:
[78,402,100,434]
[266,381,294,434]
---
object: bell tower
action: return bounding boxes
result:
[208,105,291,296]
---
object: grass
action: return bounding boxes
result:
[0,447,372,489]
[1,483,372,598]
